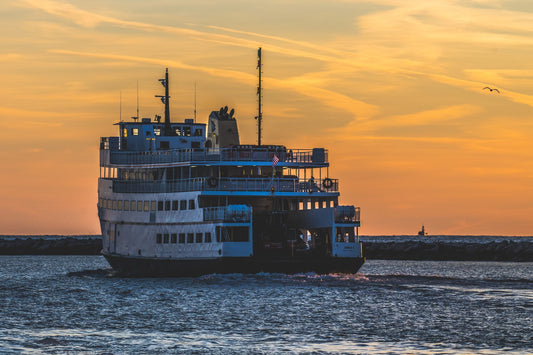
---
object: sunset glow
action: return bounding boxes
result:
[2,0,533,235]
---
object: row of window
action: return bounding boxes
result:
[99,198,196,211]
[156,232,215,244]
[127,127,203,137]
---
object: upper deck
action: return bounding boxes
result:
[100,140,328,168]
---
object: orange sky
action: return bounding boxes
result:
[2,0,533,235]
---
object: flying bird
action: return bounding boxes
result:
[483,87,500,93]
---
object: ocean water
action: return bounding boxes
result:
[0,256,531,354]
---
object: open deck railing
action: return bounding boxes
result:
[111,177,338,194]
[203,206,252,222]
[102,143,328,166]
[335,206,361,224]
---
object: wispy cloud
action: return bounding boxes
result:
[51,49,378,121]
[0,53,22,61]
[23,0,533,106]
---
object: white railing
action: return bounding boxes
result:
[111,177,338,194]
[102,144,328,166]
[203,206,252,222]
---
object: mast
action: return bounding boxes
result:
[156,68,171,135]
[255,47,263,146]
[136,80,139,121]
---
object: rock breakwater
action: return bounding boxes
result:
[362,239,533,261]
[0,236,102,255]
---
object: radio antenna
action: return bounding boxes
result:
[155,68,171,135]
[119,91,122,122]
[255,47,263,146]
[194,81,197,123]
[136,80,139,120]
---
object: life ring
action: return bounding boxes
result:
[322,178,333,189]
[207,177,218,187]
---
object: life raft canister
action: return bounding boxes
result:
[322,178,333,189]
[207,177,218,187]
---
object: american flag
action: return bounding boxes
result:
[272,154,279,166]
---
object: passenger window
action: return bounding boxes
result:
[179,233,185,243]
[151,201,156,211]
[158,201,164,211]
[117,200,123,210]
[189,199,195,209]
[124,200,130,211]
[172,200,179,210]
[205,232,212,243]
[187,233,194,243]
[165,201,171,211]
[156,233,162,244]
[137,201,143,211]
[144,201,149,212]
[171,233,177,243]
[180,200,187,210]
[164,233,169,243]
[196,233,202,243]
[112,200,117,210]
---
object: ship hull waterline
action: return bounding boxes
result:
[103,253,365,277]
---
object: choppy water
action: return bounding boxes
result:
[0,256,531,354]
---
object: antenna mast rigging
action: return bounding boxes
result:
[155,68,171,135]
[255,47,263,146]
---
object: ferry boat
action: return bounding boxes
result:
[98,50,364,276]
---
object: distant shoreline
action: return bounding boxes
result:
[0,235,532,261]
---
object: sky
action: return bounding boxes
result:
[1,0,533,235]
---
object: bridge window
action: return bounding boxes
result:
[154,128,161,136]
[175,127,182,136]
[183,126,191,136]
[132,128,139,136]
[194,128,203,136]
